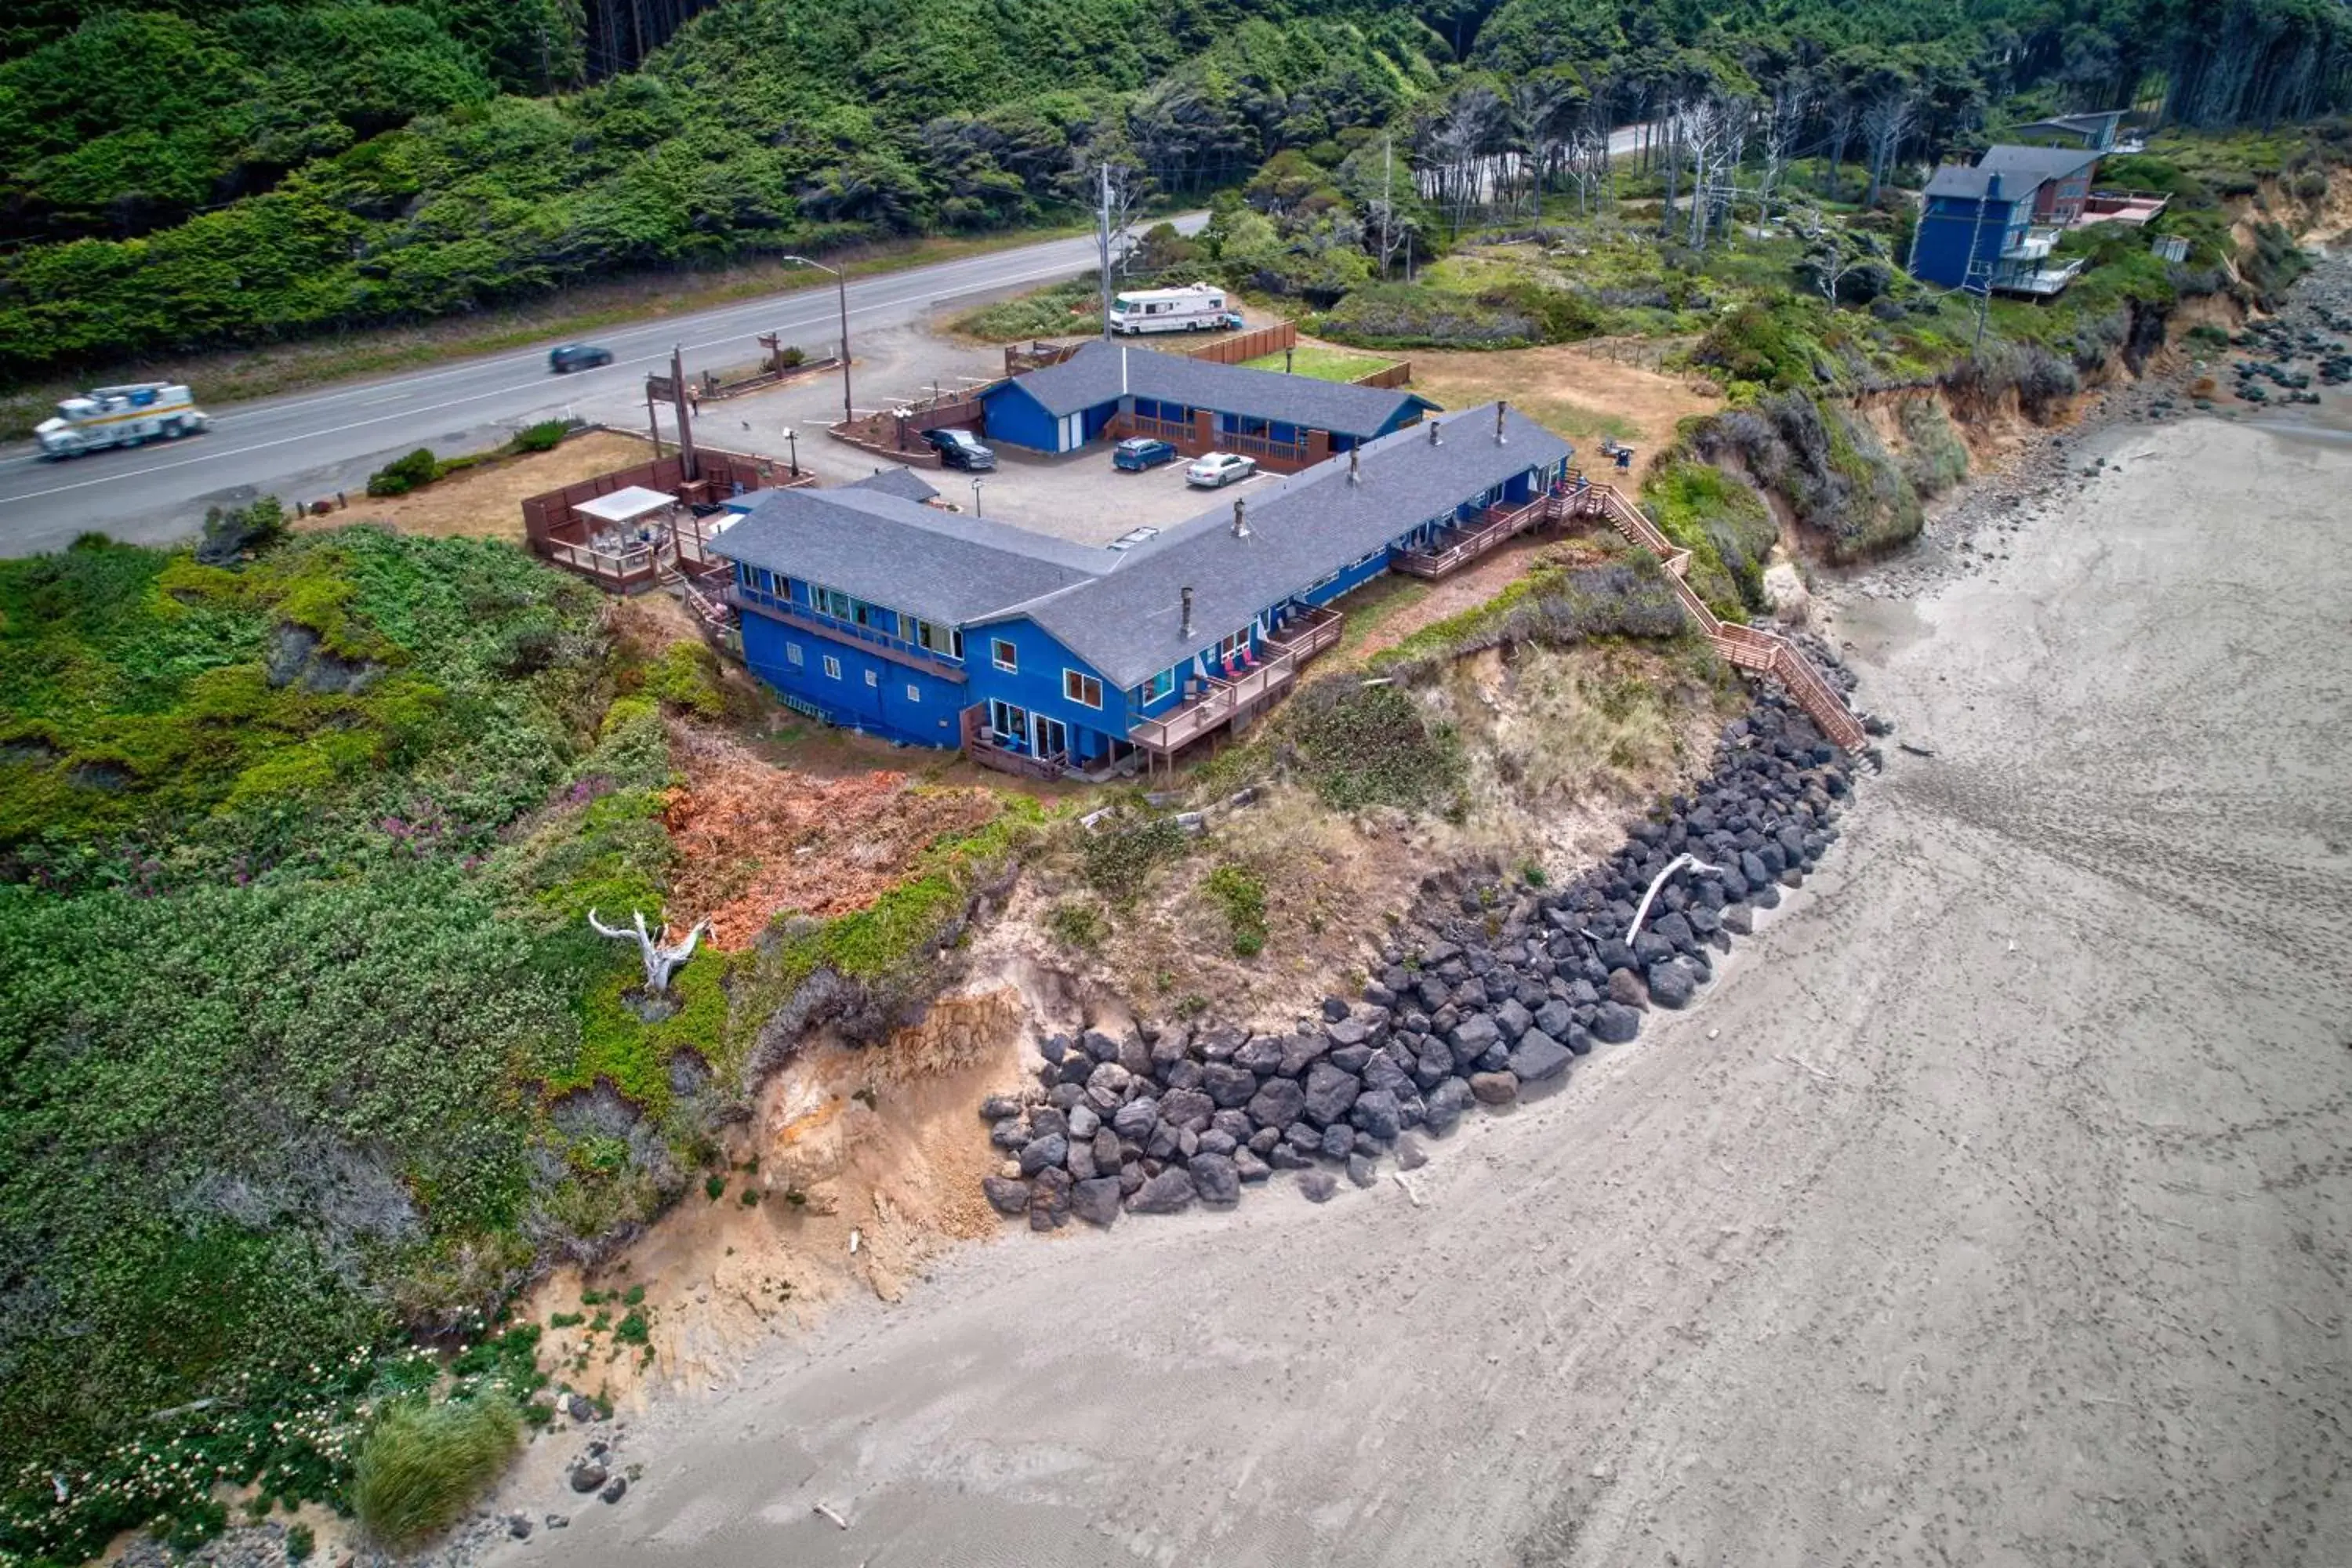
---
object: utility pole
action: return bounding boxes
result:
[670,345,699,483]
[1097,162,1116,343]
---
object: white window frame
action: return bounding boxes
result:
[822,655,842,680]
[906,684,921,702]
[992,638,1018,673]
[864,668,879,688]
[786,643,804,666]
[1064,670,1103,709]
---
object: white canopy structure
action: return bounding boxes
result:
[573,485,677,526]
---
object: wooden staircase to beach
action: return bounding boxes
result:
[1558,482,1868,753]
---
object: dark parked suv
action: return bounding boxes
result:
[549,343,614,373]
[922,427,996,471]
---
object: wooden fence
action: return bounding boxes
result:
[520,441,807,592]
[1353,361,1414,390]
[1183,320,1298,366]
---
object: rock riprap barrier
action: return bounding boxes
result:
[979,690,1859,1229]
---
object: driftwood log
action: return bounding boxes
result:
[1627,852,1723,944]
[586,908,709,994]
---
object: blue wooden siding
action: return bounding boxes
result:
[978,381,1067,452]
[963,617,1130,760]
[1911,194,2023,288]
[739,612,964,747]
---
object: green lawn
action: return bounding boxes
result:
[1240,345,1396,382]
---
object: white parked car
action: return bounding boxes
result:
[1185,452,1257,488]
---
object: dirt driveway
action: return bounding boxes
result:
[474,412,2351,1568]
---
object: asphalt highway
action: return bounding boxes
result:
[0,222,1204,556]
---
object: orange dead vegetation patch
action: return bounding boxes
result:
[661,723,1000,949]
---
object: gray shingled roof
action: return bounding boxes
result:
[1924,164,2007,201]
[713,486,1099,626]
[990,406,1572,690]
[1000,341,1436,437]
[1976,143,2101,184]
[848,466,940,503]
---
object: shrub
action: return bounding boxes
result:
[285,1523,316,1561]
[1204,863,1267,957]
[1081,816,1189,902]
[1896,398,1969,499]
[1044,898,1105,949]
[512,420,569,453]
[350,1394,521,1548]
[365,448,441,498]
[1283,681,1464,814]
[194,495,291,565]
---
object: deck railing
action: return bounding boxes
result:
[1573,482,1867,751]
[724,586,967,682]
[1392,496,1552,579]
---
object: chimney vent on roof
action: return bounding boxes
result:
[1181,586,1194,639]
[1428,419,1441,447]
[1231,497,1250,539]
[1348,445,1361,485]
[1495,400,1508,445]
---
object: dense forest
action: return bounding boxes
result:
[0,0,2346,378]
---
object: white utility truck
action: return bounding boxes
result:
[35,383,209,457]
[1107,282,1243,335]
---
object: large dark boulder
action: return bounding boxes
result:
[1590,1001,1642,1044]
[1017,1133,1069,1176]
[1508,1030,1573,1083]
[1494,998,1533,1040]
[1126,1167,1197,1214]
[1111,1098,1160,1142]
[982,1176,1029,1218]
[1302,1062,1360,1127]
[1349,1087,1404,1141]
[1247,1078,1307,1129]
[1533,999,1574,1040]
[1159,1087,1216,1132]
[1469,1071,1520,1105]
[1202,1062,1259,1109]
[1318,1122,1356,1160]
[1299,1170,1338,1203]
[1071,1177,1123,1226]
[1647,960,1696,1009]
[1189,1152,1241,1205]
[1234,1034,1286,1076]
[1448,1012,1501,1067]
[1279,1030,1333,1077]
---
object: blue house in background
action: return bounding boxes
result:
[713,405,1573,775]
[978,341,1437,470]
[1912,144,2107,296]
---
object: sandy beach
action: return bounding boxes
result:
[477,409,2352,1566]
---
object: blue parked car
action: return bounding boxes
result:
[1112,436,1179,472]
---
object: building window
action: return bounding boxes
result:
[786,643,804,666]
[1065,670,1102,708]
[910,619,963,659]
[992,638,1018,672]
[865,669,879,688]
[816,586,855,620]
[822,655,841,680]
[906,684,921,703]
[1147,669,1174,702]
[854,601,897,637]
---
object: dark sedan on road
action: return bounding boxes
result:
[1112,437,1179,472]
[923,427,997,471]
[549,343,615,372]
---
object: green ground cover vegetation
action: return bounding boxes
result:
[0,523,1022,1563]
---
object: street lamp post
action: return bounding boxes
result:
[781,426,799,477]
[970,477,984,518]
[781,255,853,425]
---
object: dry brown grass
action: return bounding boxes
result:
[1410,342,1717,456]
[293,430,654,542]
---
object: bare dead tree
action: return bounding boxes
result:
[1821,95,1858,199]
[588,909,710,995]
[1561,126,1606,217]
[1861,89,1916,208]
[1759,79,1810,225]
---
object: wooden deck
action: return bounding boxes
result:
[1128,604,1343,758]
[1392,495,1556,579]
